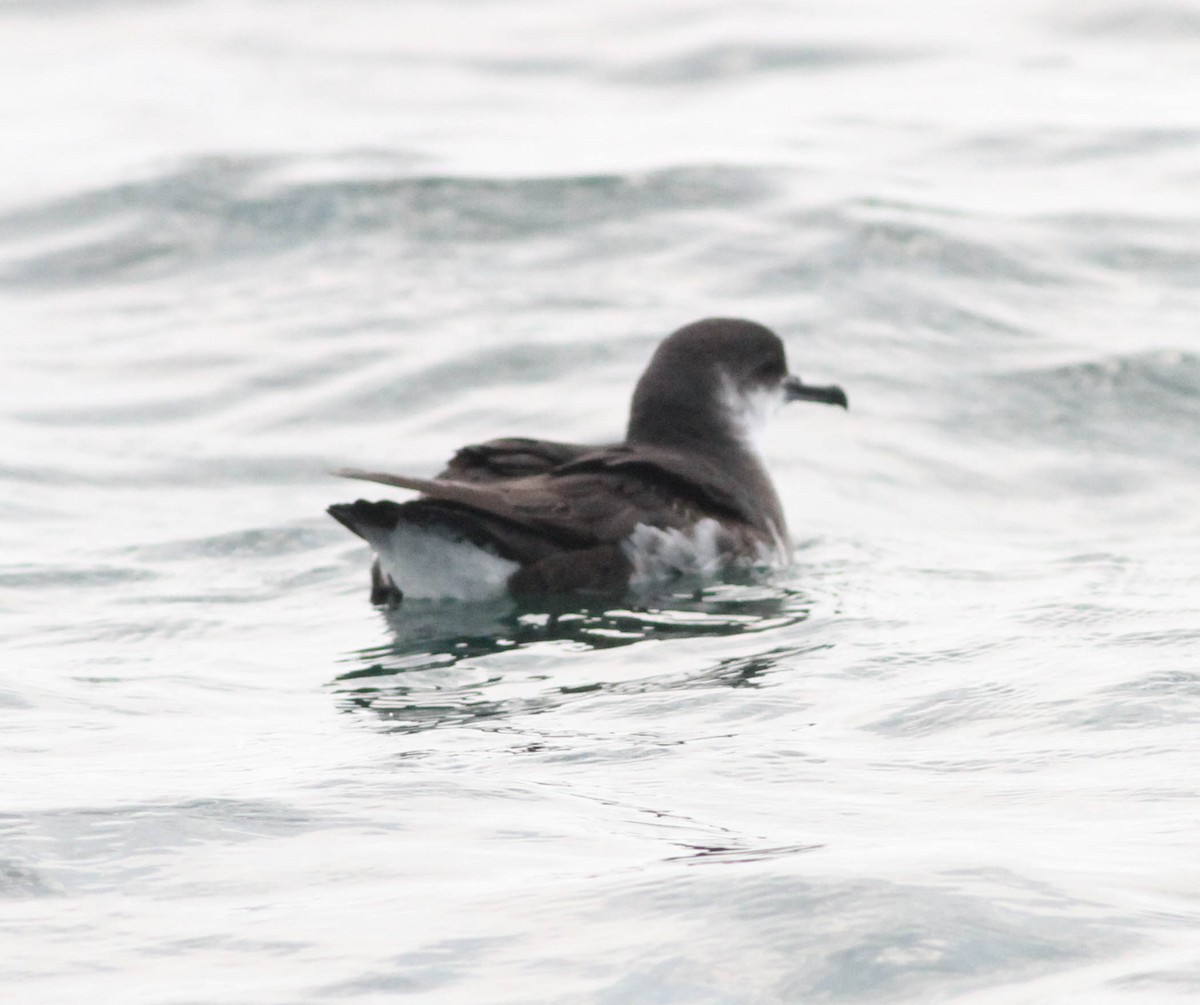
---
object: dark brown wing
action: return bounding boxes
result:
[437,437,610,483]
[334,467,544,530]
[554,445,775,531]
[334,464,704,553]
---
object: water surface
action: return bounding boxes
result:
[2,1,1199,1002]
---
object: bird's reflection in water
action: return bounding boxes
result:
[331,580,818,731]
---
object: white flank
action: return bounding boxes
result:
[621,517,775,588]
[362,512,787,602]
[364,522,519,601]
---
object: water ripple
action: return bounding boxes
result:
[0,159,774,288]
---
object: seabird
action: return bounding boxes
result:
[328,318,847,605]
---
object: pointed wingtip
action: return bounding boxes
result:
[333,466,370,480]
[333,467,424,490]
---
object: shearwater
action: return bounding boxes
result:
[329,318,847,604]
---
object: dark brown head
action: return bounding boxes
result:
[625,318,847,449]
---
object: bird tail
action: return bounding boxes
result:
[326,499,403,542]
[328,497,556,604]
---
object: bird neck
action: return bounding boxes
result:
[625,400,789,550]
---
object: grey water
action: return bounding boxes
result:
[3,1,1199,1002]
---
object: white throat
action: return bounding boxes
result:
[720,375,785,452]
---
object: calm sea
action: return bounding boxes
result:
[2,1,1198,1002]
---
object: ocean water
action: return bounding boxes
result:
[3,1,1199,1002]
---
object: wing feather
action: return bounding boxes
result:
[334,464,699,548]
[437,437,605,483]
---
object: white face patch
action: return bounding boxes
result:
[719,375,786,450]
